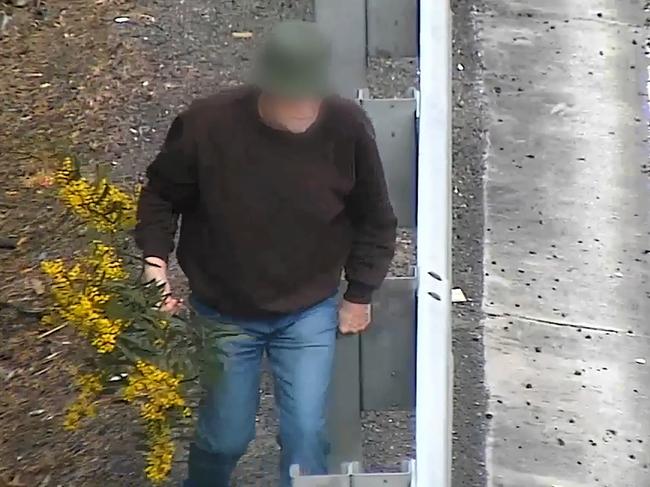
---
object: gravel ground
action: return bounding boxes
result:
[367,57,419,99]
[450,1,489,486]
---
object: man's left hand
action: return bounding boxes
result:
[338,300,371,334]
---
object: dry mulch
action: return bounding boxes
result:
[0,2,177,484]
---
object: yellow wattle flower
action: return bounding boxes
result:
[54,158,137,234]
[123,361,186,420]
[63,373,103,430]
[45,158,189,484]
[144,423,175,484]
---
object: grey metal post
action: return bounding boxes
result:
[328,333,362,470]
[315,0,367,468]
[314,0,367,97]
[416,0,453,486]
[367,0,418,58]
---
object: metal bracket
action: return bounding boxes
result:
[360,277,416,410]
[357,91,418,228]
[328,277,416,468]
[327,92,418,467]
[314,0,367,97]
[315,0,417,97]
[328,331,362,470]
[290,461,414,487]
[367,0,418,58]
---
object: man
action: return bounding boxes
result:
[135,21,397,487]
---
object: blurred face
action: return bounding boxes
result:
[261,94,323,134]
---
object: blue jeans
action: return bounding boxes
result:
[184,294,339,487]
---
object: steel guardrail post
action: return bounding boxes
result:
[416,0,453,486]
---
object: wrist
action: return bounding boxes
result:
[143,257,168,283]
[144,256,167,271]
[344,280,375,304]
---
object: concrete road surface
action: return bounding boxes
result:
[476,0,650,485]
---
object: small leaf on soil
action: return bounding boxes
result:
[30,278,46,295]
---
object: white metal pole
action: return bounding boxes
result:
[416,0,452,486]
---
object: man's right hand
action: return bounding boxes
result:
[143,256,183,313]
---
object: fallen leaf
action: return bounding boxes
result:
[232,31,253,39]
[22,169,55,188]
[37,474,51,487]
[30,278,45,296]
[2,473,27,487]
[0,12,11,36]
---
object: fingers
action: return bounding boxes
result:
[338,323,359,334]
[339,324,368,334]
[161,296,184,314]
[338,313,371,334]
[143,267,179,313]
[339,321,370,334]
[338,301,372,335]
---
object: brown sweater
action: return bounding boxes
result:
[135,86,396,317]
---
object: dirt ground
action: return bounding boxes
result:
[0,1,422,486]
[449,0,489,485]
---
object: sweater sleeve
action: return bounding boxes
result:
[135,112,198,261]
[343,108,398,304]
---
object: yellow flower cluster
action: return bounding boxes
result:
[123,361,186,421]
[123,361,190,483]
[63,373,103,430]
[144,422,175,485]
[86,242,128,281]
[55,157,137,233]
[41,242,128,353]
[42,157,193,485]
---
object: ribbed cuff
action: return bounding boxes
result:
[343,280,376,304]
